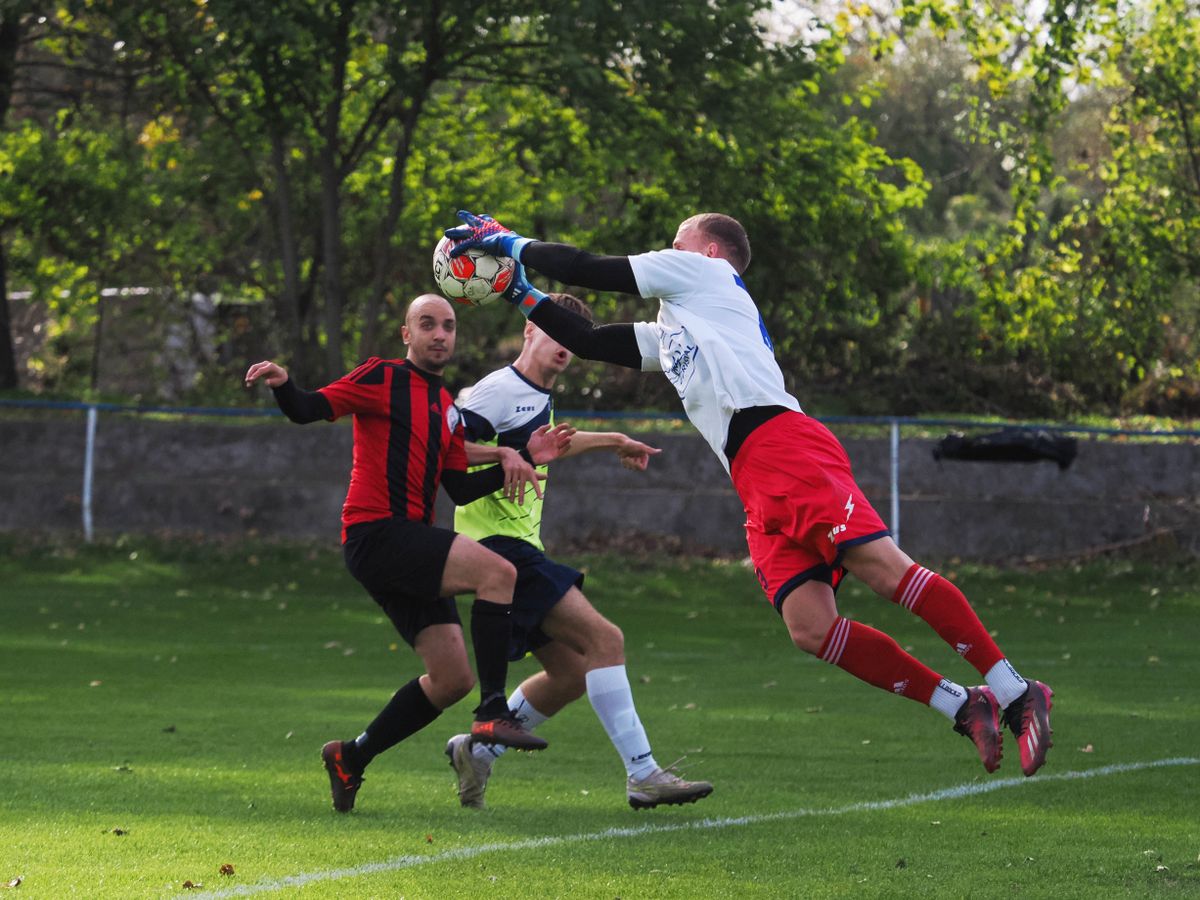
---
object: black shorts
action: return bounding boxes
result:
[481,535,584,661]
[343,518,461,647]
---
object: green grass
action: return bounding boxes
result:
[1,536,1198,898]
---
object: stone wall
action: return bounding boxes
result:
[1,414,1195,562]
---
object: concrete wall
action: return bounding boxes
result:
[1,415,1195,562]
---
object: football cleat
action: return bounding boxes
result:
[1003,680,1054,776]
[470,713,548,751]
[953,685,1003,773]
[445,733,494,809]
[627,766,713,810]
[320,740,364,813]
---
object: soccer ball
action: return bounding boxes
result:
[432,235,516,306]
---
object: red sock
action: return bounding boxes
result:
[893,564,1003,675]
[817,616,942,704]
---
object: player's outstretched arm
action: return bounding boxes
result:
[445,209,638,294]
[560,432,662,471]
[244,360,333,424]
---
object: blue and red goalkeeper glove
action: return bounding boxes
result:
[443,210,535,261]
[505,260,549,318]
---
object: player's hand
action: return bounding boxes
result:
[526,423,575,465]
[444,210,530,259]
[495,447,545,505]
[616,436,661,472]
[244,360,289,389]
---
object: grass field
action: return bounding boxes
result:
[1,536,1197,898]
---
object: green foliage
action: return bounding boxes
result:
[883,0,1200,415]
[3,2,1199,416]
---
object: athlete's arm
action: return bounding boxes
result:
[243,361,334,423]
[270,378,334,424]
[526,300,643,369]
[464,443,541,504]
[522,242,639,295]
[559,432,661,471]
[442,465,543,506]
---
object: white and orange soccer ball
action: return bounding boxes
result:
[432,235,516,306]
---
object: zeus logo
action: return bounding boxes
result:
[844,495,855,519]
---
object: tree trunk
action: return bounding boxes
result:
[268,131,305,370]
[359,109,421,358]
[317,4,352,380]
[0,241,18,390]
[0,12,23,389]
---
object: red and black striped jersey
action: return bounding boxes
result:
[317,357,468,538]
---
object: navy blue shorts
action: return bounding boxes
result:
[481,535,584,661]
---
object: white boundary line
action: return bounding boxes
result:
[189,757,1198,898]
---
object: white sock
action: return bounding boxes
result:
[472,686,549,762]
[929,678,968,721]
[985,659,1028,709]
[586,664,657,780]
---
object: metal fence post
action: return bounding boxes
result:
[890,419,900,548]
[82,404,97,543]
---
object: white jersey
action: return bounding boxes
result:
[628,248,801,472]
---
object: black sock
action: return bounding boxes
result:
[470,598,513,719]
[350,677,440,769]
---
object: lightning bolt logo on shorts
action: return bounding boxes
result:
[828,494,856,543]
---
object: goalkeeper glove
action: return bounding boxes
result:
[506,261,549,318]
[444,210,534,260]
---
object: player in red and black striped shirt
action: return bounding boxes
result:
[245,294,570,812]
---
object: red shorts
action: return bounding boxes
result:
[730,411,889,612]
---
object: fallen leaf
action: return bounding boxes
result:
[762,680,778,688]
[162,725,176,733]
[1156,866,1169,873]
[112,765,133,774]
[425,835,433,844]
[1080,744,1094,753]
[805,706,823,713]
[2,876,22,888]
[219,864,235,876]
[89,680,103,687]
[639,675,651,684]
[895,859,907,869]
[182,881,203,889]
[110,827,128,836]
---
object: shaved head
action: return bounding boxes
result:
[403,293,457,375]
[406,293,455,327]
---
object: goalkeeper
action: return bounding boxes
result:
[443,211,1055,779]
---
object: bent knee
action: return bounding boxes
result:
[787,622,828,656]
[430,667,475,705]
[480,557,517,594]
[591,621,625,664]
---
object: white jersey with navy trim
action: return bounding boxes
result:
[453,365,553,550]
[628,248,801,472]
